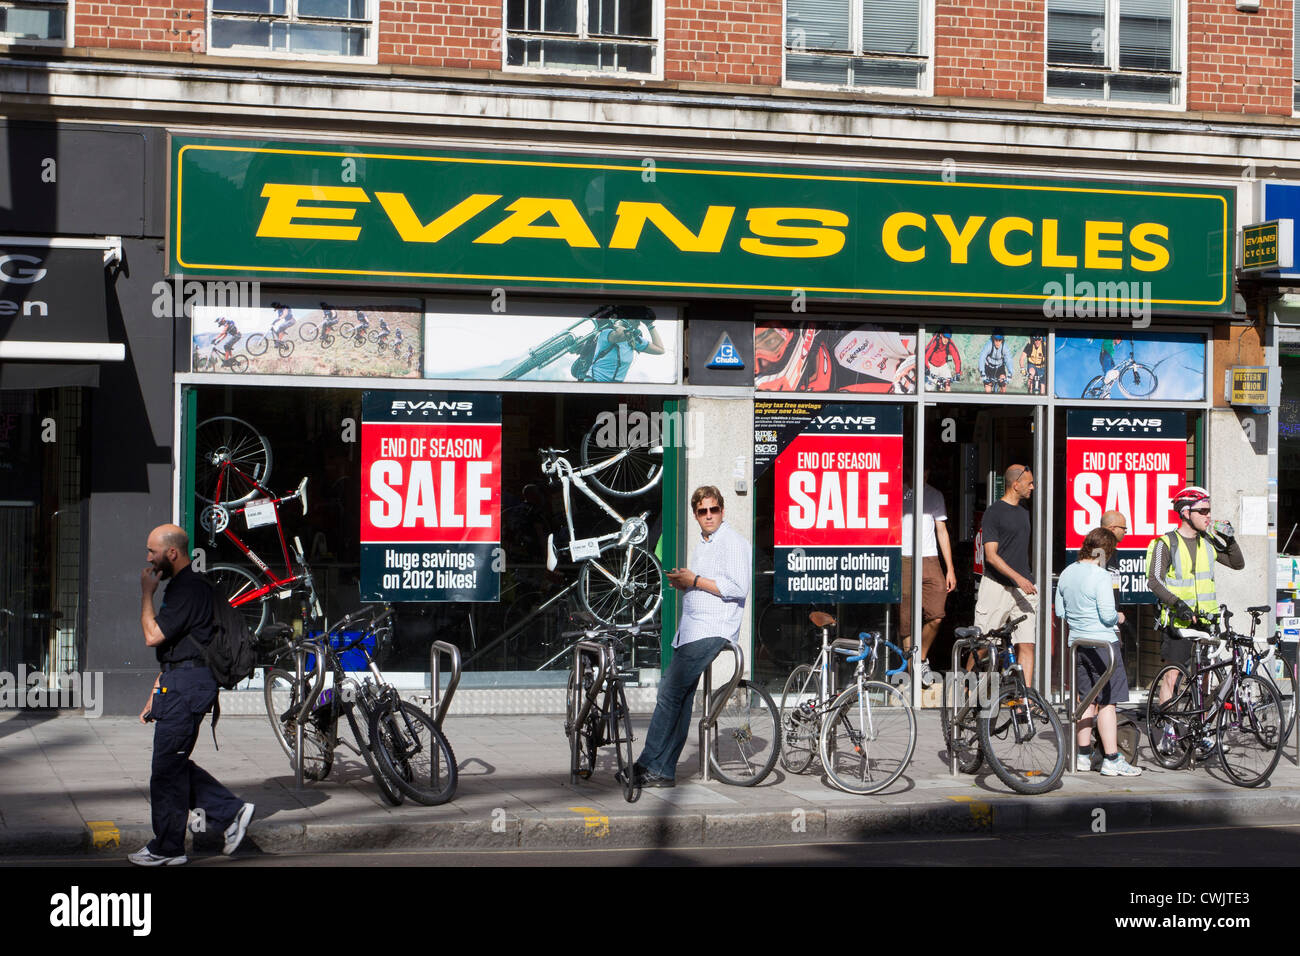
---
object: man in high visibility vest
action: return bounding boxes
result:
[1146,486,1243,705]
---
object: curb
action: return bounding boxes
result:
[7,790,1300,859]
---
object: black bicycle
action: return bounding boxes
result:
[566,628,640,802]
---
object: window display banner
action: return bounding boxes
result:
[1054,331,1206,401]
[767,403,903,603]
[360,391,502,602]
[753,321,917,393]
[1065,410,1186,604]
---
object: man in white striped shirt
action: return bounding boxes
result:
[624,486,751,788]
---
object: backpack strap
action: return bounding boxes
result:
[183,627,222,750]
[581,338,620,382]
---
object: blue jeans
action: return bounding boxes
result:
[636,636,727,779]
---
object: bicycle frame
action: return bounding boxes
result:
[542,450,653,588]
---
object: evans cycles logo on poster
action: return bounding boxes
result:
[1065,410,1186,603]
[766,403,902,603]
[360,392,502,601]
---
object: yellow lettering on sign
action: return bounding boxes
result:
[608,202,735,252]
[739,208,848,259]
[255,184,370,241]
[989,217,1034,267]
[1041,219,1078,268]
[1128,222,1171,272]
[376,192,501,243]
[1084,220,1124,270]
[473,198,600,247]
[881,212,926,263]
[933,214,986,264]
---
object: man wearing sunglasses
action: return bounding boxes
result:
[624,486,750,788]
[1147,486,1243,706]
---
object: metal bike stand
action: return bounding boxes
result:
[1066,637,1116,774]
[569,638,608,784]
[291,639,327,792]
[428,640,462,730]
[947,635,978,777]
[829,638,862,698]
[697,643,743,783]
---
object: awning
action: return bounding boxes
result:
[0,239,123,383]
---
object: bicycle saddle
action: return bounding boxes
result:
[809,611,836,628]
[1247,605,1271,615]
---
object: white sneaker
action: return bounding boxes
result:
[919,661,938,688]
[1100,754,1142,777]
[1076,754,1094,772]
[128,846,187,866]
[223,802,255,856]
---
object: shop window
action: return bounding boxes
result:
[0,0,67,44]
[505,0,658,76]
[209,0,374,60]
[784,0,928,92]
[1046,0,1180,106]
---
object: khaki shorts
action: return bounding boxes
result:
[973,576,1037,645]
[900,556,947,638]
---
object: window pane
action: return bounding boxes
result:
[287,22,367,55]
[786,51,852,85]
[852,56,922,88]
[213,0,286,13]
[543,0,578,33]
[506,36,536,64]
[861,0,919,55]
[592,0,653,38]
[1,6,65,40]
[539,37,600,67]
[211,17,273,50]
[1047,68,1104,98]
[1119,0,1173,71]
[1047,0,1104,66]
[1109,72,1175,103]
[506,0,526,31]
[299,0,368,19]
[786,0,851,53]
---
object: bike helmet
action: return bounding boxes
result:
[1172,486,1210,512]
[991,330,1004,341]
[215,315,228,326]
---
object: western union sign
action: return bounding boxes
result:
[170,136,1234,312]
[1227,366,1269,406]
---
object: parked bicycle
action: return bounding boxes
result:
[941,614,1067,794]
[1146,607,1285,787]
[1082,358,1157,399]
[1239,605,1297,742]
[194,416,322,635]
[567,627,640,802]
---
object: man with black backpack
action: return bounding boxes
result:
[130,524,254,866]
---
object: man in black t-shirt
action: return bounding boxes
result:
[129,524,254,867]
[974,465,1039,687]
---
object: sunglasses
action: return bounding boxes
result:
[695,506,722,516]
[1189,508,1211,515]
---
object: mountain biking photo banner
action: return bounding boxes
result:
[360,391,502,602]
[757,401,903,604]
[1065,409,1187,603]
[1054,330,1206,402]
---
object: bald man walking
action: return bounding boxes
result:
[975,465,1039,687]
[130,524,253,866]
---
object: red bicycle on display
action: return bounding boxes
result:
[195,416,322,636]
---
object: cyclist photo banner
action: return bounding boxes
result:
[1065,409,1187,603]
[758,401,903,603]
[360,391,502,602]
[1054,330,1206,401]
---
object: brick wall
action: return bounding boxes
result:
[1186,1,1292,115]
[934,0,1044,101]
[664,0,782,85]
[378,1,501,69]
[76,1,206,52]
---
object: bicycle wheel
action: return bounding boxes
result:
[1217,675,1285,787]
[275,338,295,358]
[1082,374,1107,399]
[369,699,458,806]
[611,683,640,803]
[707,680,779,786]
[978,686,1065,794]
[245,333,269,356]
[580,424,663,498]
[1146,664,1195,770]
[939,671,984,773]
[343,691,403,806]
[819,680,916,795]
[208,563,270,637]
[339,321,355,339]
[577,545,662,628]
[1117,362,1157,398]
[368,329,382,343]
[299,322,319,342]
[778,664,821,773]
[320,331,336,349]
[502,333,576,380]
[263,668,333,781]
[566,667,599,779]
[195,416,272,506]
[227,354,249,373]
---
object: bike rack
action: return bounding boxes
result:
[946,632,985,777]
[429,640,462,730]
[1066,636,1117,775]
[697,642,743,783]
[569,638,609,784]
[292,637,327,792]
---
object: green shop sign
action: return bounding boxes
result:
[171,136,1234,312]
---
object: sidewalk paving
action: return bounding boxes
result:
[2,708,1299,860]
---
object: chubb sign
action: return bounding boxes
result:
[171,137,1233,312]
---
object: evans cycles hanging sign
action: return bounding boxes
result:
[360,391,502,602]
[171,136,1233,312]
